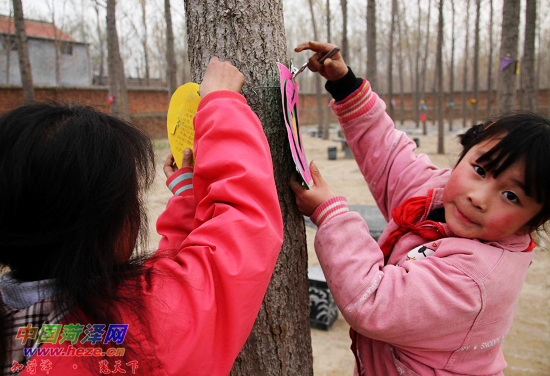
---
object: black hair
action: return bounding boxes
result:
[0,103,157,371]
[457,112,550,233]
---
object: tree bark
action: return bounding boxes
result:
[462,0,470,127]
[414,0,422,128]
[436,0,444,154]
[472,0,480,125]
[106,0,130,119]
[340,0,348,63]
[497,0,520,113]
[487,0,493,117]
[184,1,313,374]
[388,0,396,120]
[366,0,378,91]
[449,0,455,131]
[12,0,34,104]
[522,0,536,112]
[165,0,178,96]
[6,6,12,84]
[93,0,105,86]
[51,1,61,86]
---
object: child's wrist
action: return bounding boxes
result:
[166,167,194,196]
[310,196,349,227]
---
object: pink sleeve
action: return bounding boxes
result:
[331,80,449,221]
[146,91,284,374]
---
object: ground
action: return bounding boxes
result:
[146,121,549,375]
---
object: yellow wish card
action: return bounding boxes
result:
[167,82,201,168]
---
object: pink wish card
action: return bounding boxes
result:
[277,62,313,189]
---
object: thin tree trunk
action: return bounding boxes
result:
[472,0,480,125]
[388,0,396,120]
[437,0,444,154]
[139,0,150,86]
[6,6,12,84]
[106,0,129,119]
[487,0,493,117]
[462,0,470,127]
[94,0,105,86]
[325,0,332,137]
[367,0,378,91]
[309,0,326,139]
[497,0,520,112]
[449,0,455,131]
[340,0,348,63]
[523,0,536,112]
[165,0,178,96]
[12,0,34,104]
[421,0,432,135]
[51,1,61,86]
[414,0,422,127]
[396,0,405,125]
[184,1,312,374]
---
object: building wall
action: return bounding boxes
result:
[0,38,90,86]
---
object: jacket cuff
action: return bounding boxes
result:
[311,196,349,227]
[325,67,363,102]
[329,79,378,124]
[198,90,247,111]
[166,167,194,196]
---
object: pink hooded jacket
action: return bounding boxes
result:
[311,80,534,375]
[14,91,283,375]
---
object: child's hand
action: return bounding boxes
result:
[294,41,349,82]
[290,161,337,216]
[199,57,245,98]
[164,148,194,179]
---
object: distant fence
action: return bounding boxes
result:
[1,85,549,136]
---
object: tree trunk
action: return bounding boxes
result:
[6,6,12,84]
[165,0,178,96]
[522,0,536,112]
[462,0,470,127]
[51,1,61,86]
[449,0,455,131]
[421,0,431,135]
[436,0,444,154]
[388,0,396,120]
[12,0,34,104]
[184,1,313,374]
[396,0,405,125]
[340,0,349,63]
[497,0,520,113]
[139,0,150,86]
[487,0,493,117]
[414,0,422,128]
[325,0,332,137]
[366,0,378,91]
[309,0,326,139]
[472,0,480,125]
[93,0,105,86]
[106,0,129,119]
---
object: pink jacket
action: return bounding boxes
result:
[18,91,283,375]
[311,81,534,375]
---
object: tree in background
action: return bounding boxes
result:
[366,0,378,91]
[93,0,106,86]
[340,0,348,63]
[461,0,470,128]
[436,0,444,154]
[522,0,537,112]
[420,0,432,135]
[12,0,34,104]
[472,0,480,125]
[497,0,520,112]
[448,0,455,131]
[106,0,130,119]
[184,0,313,374]
[388,0,396,120]
[487,0,494,117]
[139,0,150,86]
[325,0,332,136]
[396,0,405,125]
[309,0,327,139]
[164,0,177,96]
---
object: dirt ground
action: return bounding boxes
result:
[146,122,549,376]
